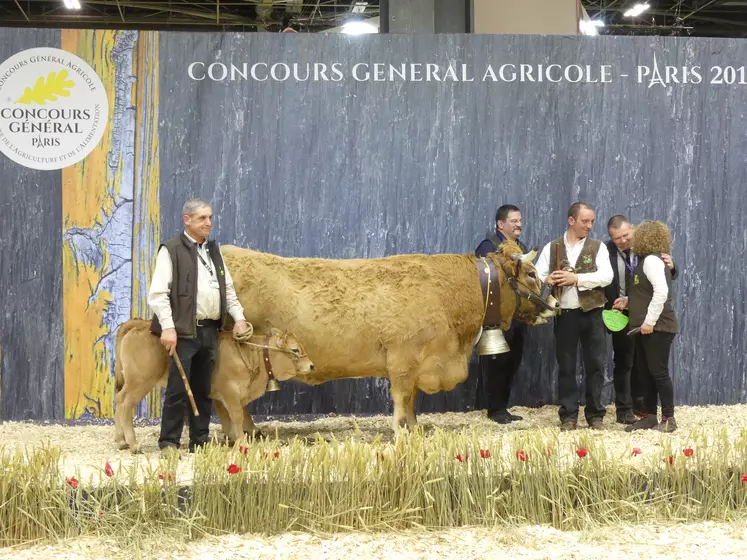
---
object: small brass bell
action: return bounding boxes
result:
[266,375,281,392]
[477,328,511,355]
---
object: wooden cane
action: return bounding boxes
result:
[172,352,200,417]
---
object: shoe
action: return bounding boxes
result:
[616,411,637,425]
[624,414,658,432]
[653,417,677,433]
[633,408,646,419]
[560,420,577,432]
[488,411,513,424]
[587,417,604,430]
[508,412,523,421]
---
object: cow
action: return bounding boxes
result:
[220,240,558,432]
[113,319,314,453]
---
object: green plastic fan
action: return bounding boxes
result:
[602,309,629,332]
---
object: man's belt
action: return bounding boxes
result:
[476,257,502,327]
[196,319,220,327]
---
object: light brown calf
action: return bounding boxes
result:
[114,319,314,453]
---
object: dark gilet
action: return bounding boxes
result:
[628,255,679,333]
[150,233,229,338]
[549,237,606,311]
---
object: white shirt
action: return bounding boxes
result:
[147,231,246,330]
[641,255,668,327]
[536,232,613,310]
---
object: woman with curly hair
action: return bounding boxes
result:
[624,220,680,433]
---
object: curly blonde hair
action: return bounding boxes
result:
[631,220,671,256]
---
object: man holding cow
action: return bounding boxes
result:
[475,204,529,424]
[148,199,250,454]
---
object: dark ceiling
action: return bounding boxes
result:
[0,0,745,37]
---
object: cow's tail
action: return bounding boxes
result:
[115,320,141,393]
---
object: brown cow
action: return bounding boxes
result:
[113,319,314,453]
[221,240,558,431]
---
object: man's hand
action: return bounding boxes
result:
[549,270,578,287]
[160,328,177,356]
[661,253,674,271]
[233,320,249,337]
[640,323,654,335]
[613,297,628,311]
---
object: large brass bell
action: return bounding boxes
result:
[266,374,281,392]
[477,327,511,355]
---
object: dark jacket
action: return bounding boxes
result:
[604,239,678,310]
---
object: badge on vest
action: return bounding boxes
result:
[581,254,593,265]
[634,274,640,285]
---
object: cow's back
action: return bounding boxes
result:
[221,246,484,381]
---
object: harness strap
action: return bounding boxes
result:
[476,257,502,327]
[263,335,274,379]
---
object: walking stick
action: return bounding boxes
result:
[172,352,200,417]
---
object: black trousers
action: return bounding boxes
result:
[634,331,676,418]
[610,328,635,413]
[478,324,524,415]
[554,308,607,423]
[159,324,218,449]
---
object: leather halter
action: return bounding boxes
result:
[477,253,556,325]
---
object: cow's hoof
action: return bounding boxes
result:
[246,429,264,440]
[129,443,142,454]
[116,440,129,450]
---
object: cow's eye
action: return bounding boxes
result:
[527,271,536,279]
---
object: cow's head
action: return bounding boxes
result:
[493,243,559,326]
[266,328,315,380]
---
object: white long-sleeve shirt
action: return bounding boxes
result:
[641,255,668,327]
[536,232,613,310]
[147,231,245,330]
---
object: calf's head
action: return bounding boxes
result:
[265,328,314,380]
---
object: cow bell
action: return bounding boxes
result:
[266,374,281,392]
[477,327,511,355]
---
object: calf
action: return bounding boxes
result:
[114,319,313,453]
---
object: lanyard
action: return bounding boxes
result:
[622,252,637,276]
[196,250,214,277]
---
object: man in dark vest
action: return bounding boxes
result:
[605,215,677,424]
[474,204,527,423]
[536,202,613,431]
[148,199,249,454]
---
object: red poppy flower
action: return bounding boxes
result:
[239,445,249,455]
[104,461,114,477]
[545,448,552,457]
[632,448,642,456]
[456,453,468,462]
[683,448,694,457]
[158,473,174,482]
[480,449,492,459]
[515,450,527,462]
[66,476,79,489]
[273,450,280,458]
[576,448,588,459]
[668,456,674,465]
[227,463,242,475]
[741,474,747,483]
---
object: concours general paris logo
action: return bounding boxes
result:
[0,47,108,170]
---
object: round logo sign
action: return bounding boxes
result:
[0,47,108,170]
